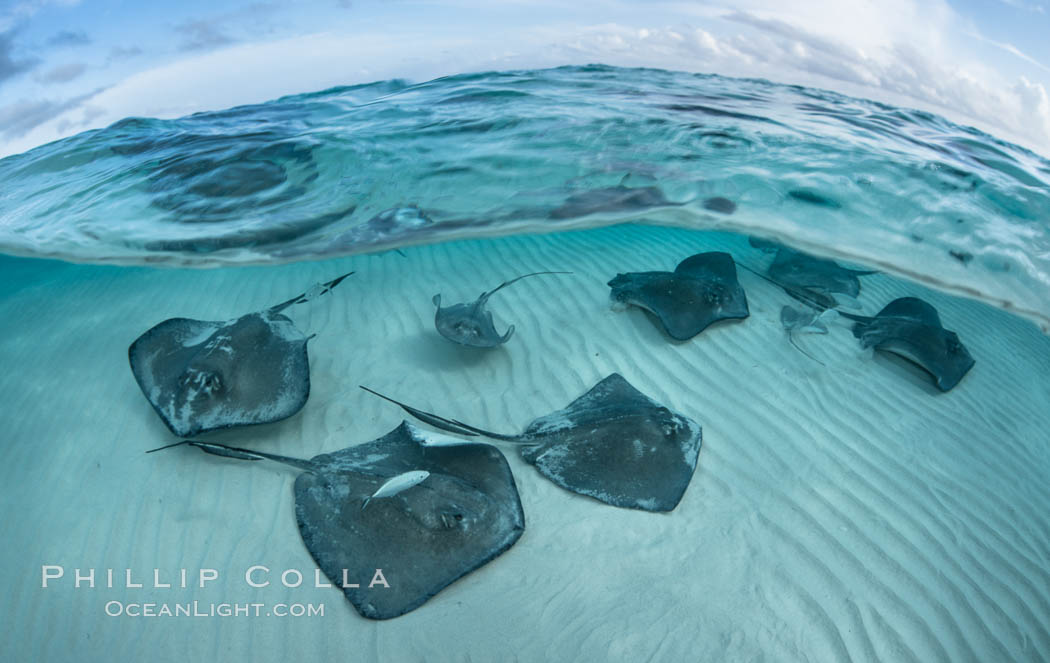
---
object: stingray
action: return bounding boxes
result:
[361,373,703,512]
[433,271,571,347]
[331,205,434,257]
[548,184,679,219]
[768,247,876,305]
[148,421,524,620]
[129,271,353,437]
[702,196,736,214]
[839,297,975,391]
[780,305,833,366]
[607,251,750,340]
[748,236,783,253]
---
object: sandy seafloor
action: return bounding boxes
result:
[1,223,1049,662]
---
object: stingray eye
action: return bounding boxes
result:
[439,511,466,529]
[203,373,223,393]
[661,417,681,437]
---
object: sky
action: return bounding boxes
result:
[1,0,1049,159]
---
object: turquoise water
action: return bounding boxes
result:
[2,66,1050,662]
[1,65,1049,328]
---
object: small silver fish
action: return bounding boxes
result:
[362,470,431,510]
[411,430,477,448]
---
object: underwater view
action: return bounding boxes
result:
[2,63,1050,662]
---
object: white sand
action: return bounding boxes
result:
[1,224,1049,662]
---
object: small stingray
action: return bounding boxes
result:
[748,236,783,253]
[361,373,703,512]
[148,422,524,619]
[702,196,736,214]
[839,297,975,391]
[129,272,353,437]
[607,251,750,340]
[769,248,877,303]
[548,184,678,219]
[433,271,571,347]
[787,189,841,209]
[349,205,433,257]
[780,305,831,366]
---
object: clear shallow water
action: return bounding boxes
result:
[1,65,1049,329]
[2,66,1050,662]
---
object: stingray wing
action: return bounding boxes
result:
[674,251,738,282]
[519,374,702,511]
[875,297,943,326]
[293,422,524,619]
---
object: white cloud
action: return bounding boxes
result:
[1013,76,1050,141]
[36,61,85,83]
[997,0,1046,13]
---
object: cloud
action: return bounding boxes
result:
[173,3,279,52]
[997,0,1046,12]
[37,61,85,83]
[0,29,39,87]
[175,18,236,51]
[1013,76,1050,140]
[0,0,82,32]
[965,30,1050,74]
[0,87,102,139]
[47,29,90,47]
[108,45,143,60]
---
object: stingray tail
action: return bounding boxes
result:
[146,440,314,471]
[835,311,872,323]
[481,271,573,302]
[787,333,826,367]
[269,271,355,313]
[359,386,528,443]
[734,260,833,312]
[833,310,876,340]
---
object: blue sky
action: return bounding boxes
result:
[1,0,1049,158]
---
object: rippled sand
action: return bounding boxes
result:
[1,224,1048,662]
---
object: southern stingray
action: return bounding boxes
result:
[361,373,703,512]
[433,271,571,347]
[148,422,525,619]
[839,297,975,391]
[548,184,679,219]
[607,251,750,340]
[326,205,434,258]
[748,236,783,253]
[767,247,875,309]
[780,305,833,366]
[129,271,353,437]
